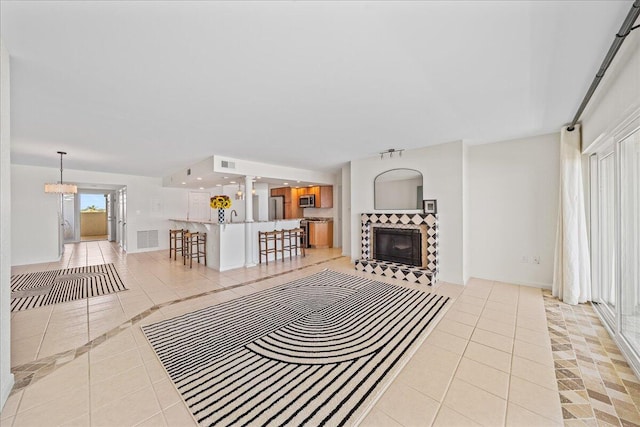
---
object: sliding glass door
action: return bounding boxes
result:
[620,129,640,350]
[589,115,640,370]
[590,145,616,324]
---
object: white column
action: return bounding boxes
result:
[244,175,254,223]
[244,175,256,267]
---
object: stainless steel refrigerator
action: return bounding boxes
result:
[269,196,284,220]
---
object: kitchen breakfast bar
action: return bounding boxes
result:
[170,218,301,271]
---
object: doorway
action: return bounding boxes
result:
[79,192,108,241]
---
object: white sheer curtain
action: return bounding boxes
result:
[553,125,591,305]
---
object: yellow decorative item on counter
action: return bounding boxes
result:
[210,195,232,209]
[211,195,231,223]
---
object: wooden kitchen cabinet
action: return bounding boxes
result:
[303,185,332,208]
[308,221,333,248]
[271,185,333,215]
[319,186,333,208]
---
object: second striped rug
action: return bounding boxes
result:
[11,263,127,312]
[143,269,450,426]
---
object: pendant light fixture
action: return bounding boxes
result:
[44,151,77,194]
[235,182,244,200]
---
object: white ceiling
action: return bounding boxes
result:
[1,1,633,177]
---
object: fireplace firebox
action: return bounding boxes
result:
[373,228,422,267]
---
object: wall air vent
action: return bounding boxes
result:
[221,160,236,169]
[137,230,159,249]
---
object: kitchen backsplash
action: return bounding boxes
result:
[303,207,334,218]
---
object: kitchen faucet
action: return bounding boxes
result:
[230,209,238,223]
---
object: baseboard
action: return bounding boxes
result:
[0,373,14,412]
[466,275,552,289]
[12,253,61,267]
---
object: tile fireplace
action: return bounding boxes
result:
[355,213,438,285]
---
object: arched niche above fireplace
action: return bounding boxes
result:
[374,168,423,210]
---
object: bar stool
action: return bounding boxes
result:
[183,232,207,268]
[169,229,187,260]
[283,228,306,260]
[258,231,280,264]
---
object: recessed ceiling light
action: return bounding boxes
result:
[283,182,289,185]
[199,187,204,190]
[230,181,236,184]
[296,180,300,183]
[181,182,186,185]
[196,177,202,180]
[256,176,262,179]
[216,184,222,187]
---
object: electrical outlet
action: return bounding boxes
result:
[532,256,540,264]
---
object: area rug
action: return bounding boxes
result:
[143,269,450,426]
[11,263,127,312]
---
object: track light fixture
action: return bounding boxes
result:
[379,148,404,159]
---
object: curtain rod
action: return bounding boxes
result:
[567,0,640,132]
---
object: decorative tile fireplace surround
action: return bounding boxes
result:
[355,213,438,285]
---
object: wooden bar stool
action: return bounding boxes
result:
[183,232,207,268]
[283,228,305,259]
[169,229,187,260]
[259,231,280,264]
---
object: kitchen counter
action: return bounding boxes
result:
[170,218,301,271]
[170,218,304,225]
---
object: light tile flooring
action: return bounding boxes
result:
[0,241,639,426]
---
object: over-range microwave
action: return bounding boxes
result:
[299,194,315,207]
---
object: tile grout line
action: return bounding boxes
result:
[503,282,519,426]
[87,248,94,427]
[429,282,491,424]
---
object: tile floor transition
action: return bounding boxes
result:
[1,241,639,426]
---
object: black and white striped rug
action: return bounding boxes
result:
[11,263,127,312]
[143,270,450,426]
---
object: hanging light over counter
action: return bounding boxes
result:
[235,182,244,200]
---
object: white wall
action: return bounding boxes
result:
[0,38,14,411]
[582,26,640,150]
[196,183,270,223]
[254,182,269,221]
[303,207,335,218]
[350,141,465,285]
[342,164,351,257]
[11,164,190,265]
[468,133,560,287]
[462,143,471,284]
[347,136,558,287]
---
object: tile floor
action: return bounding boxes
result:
[0,241,639,426]
[544,293,640,426]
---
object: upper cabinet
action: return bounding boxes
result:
[296,186,332,208]
[319,186,332,208]
[271,185,333,217]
